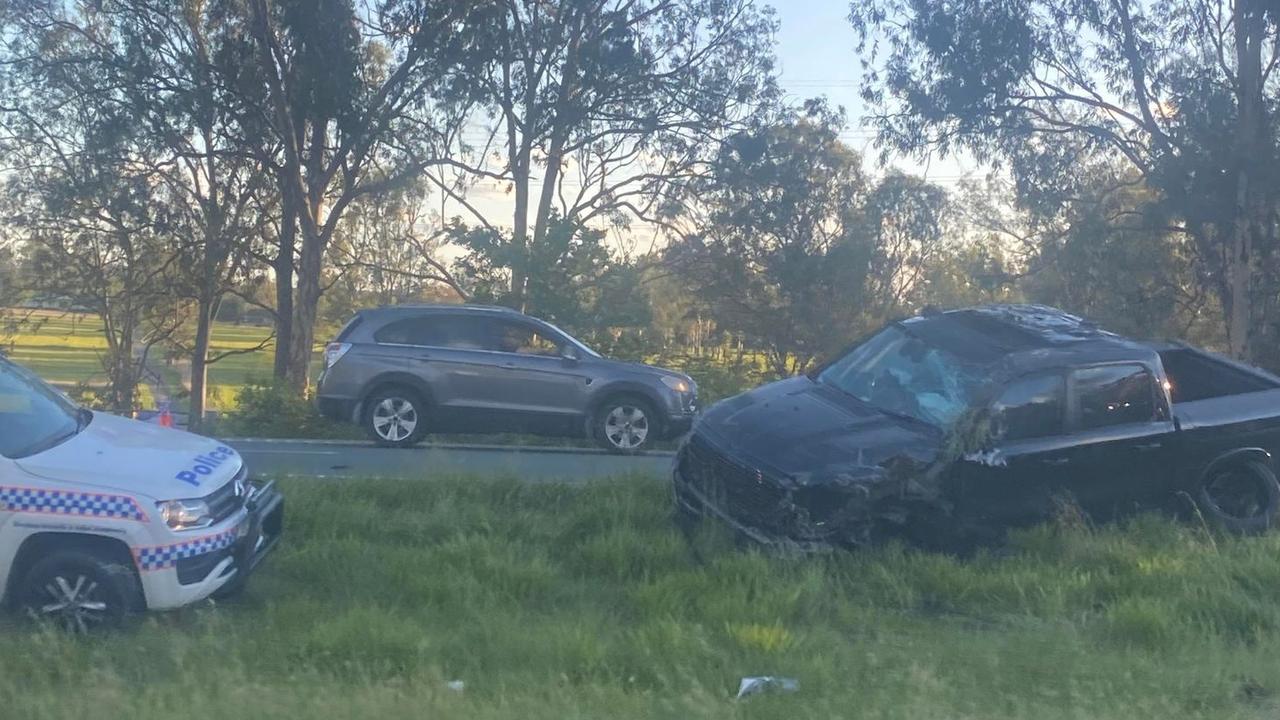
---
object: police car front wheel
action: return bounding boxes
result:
[18,551,142,633]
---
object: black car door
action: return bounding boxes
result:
[949,371,1074,527]
[1055,364,1175,519]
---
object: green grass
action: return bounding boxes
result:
[3,476,1280,719]
[2,310,298,411]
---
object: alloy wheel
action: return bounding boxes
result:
[33,574,108,634]
[604,405,650,450]
[371,397,418,443]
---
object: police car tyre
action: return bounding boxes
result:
[363,387,428,448]
[18,550,142,633]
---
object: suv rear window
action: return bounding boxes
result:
[335,314,364,342]
[1072,365,1156,429]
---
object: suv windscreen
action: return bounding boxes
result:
[538,320,600,358]
[1073,365,1156,429]
[0,359,84,459]
[817,326,986,427]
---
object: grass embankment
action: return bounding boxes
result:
[3,476,1280,719]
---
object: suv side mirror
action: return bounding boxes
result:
[560,345,581,362]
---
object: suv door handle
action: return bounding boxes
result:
[1041,457,1070,466]
[1134,442,1163,451]
[415,353,432,361]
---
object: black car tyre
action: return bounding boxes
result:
[1195,460,1280,535]
[363,387,428,448]
[17,551,142,634]
[594,395,658,454]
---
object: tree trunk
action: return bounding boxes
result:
[273,195,296,379]
[510,157,530,309]
[1226,0,1266,360]
[188,296,215,433]
[285,225,324,392]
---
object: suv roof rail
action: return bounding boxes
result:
[374,302,520,314]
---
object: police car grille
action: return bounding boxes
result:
[204,465,246,524]
[679,435,788,527]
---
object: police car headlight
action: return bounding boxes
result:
[157,499,213,530]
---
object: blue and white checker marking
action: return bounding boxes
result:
[0,485,146,522]
[134,525,240,571]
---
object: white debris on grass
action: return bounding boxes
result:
[735,676,799,700]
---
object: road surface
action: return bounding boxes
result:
[227,439,674,482]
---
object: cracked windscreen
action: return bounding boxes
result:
[817,327,987,427]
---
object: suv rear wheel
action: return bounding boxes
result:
[17,550,142,633]
[594,396,658,454]
[363,387,428,448]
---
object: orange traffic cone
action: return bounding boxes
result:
[159,403,173,428]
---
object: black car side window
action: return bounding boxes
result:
[1072,365,1156,430]
[991,374,1065,442]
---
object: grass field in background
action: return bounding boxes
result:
[3,475,1280,719]
[2,309,280,411]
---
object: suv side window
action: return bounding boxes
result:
[1072,365,1156,430]
[494,321,562,356]
[373,317,435,345]
[992,373,1065,442]
[373,315,499,350]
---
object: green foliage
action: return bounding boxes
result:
[217,380,356,439]
[7,476,1280,718]
[1018,167,1224,345]
[668,101,953,376]
[848,0,1280,362]
[453,217,652,340]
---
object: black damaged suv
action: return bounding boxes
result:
[675,304,1280,548]
[316,304,697,453]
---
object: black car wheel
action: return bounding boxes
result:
[595,396,658,454]
[17,551,142,634]
[1195,460,1280,535]
[363,387,428,448]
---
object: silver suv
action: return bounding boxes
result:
[316,305,698,453]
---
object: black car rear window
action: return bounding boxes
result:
[1073,365,1156,429]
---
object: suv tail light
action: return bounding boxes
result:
[325,342,352,368]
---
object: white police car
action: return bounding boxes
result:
[0,357,283,632]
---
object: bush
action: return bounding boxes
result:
[215,380,358,439]
[656,353,771,406]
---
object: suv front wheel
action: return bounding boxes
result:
[594,396,658,454]
[363,387,428,448]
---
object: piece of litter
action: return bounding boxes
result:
[735,676,799,700]
[446,680,465,693]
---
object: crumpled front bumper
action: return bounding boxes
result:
[670,431,941,550]
[237,480,285,576]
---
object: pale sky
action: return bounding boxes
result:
[770,0,973,184]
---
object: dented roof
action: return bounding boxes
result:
[899,304,1158,373]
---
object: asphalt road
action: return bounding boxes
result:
[227,439,675,482]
